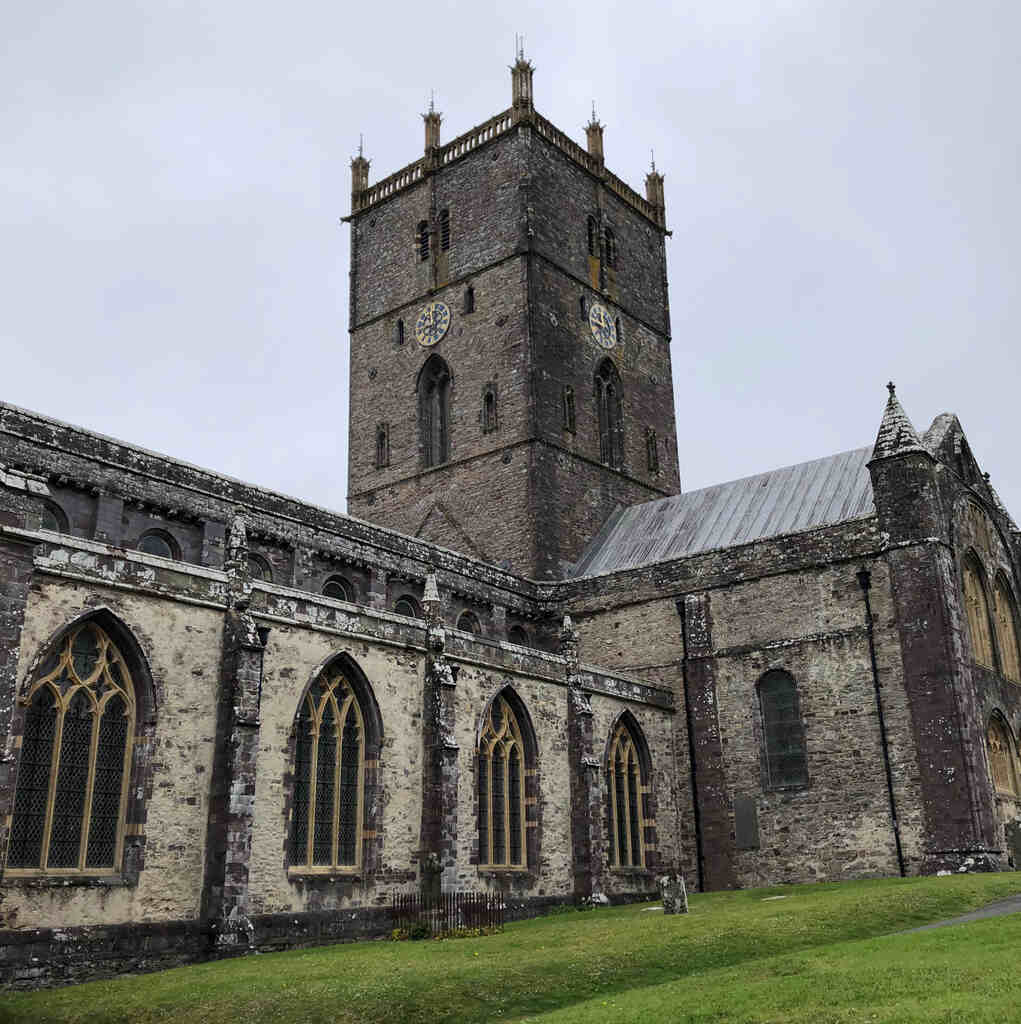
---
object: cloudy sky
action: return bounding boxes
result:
[4,1,1019,522]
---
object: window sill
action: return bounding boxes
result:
[1,872,133,889]
[608,866,653,877]
[287,868,364,881]
[477,867,530,877]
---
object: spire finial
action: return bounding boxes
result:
[650,148,656,173]
[591,100,597,122]
[358,133,364,159]
[887,381,896,397]
[429,90,435,114]
[516,33,525,62]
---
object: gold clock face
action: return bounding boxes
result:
[588,302,617,349]
[415,301,451,347]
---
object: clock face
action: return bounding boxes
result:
[415,301,451,348]
[588,302,617,349]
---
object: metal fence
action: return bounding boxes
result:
[391,891,505,937]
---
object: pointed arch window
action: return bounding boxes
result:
[288,665,366,870]
[375,422,390,469]
[586,216,597,256]
[419,355,450,467]
[963,555,996,670]
[992,576,1021,683]
[645,427,659,474]
[7,622,135,874]
[562,385,576,433]
[417,220,430,261]
[478,694,527,869]
[482,382,498,434]
[463,284,475,314]
[606,720,646,868]
[595,359,624,469]
[758,670,808,789]
[986,714,1019,796]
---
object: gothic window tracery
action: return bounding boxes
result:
[288,665,366,870]
[606,720,646,868]
[986,714,1019,796]
[7,622,135,874]
[963,554,997,670]
[418,355,450,467]
[477,694,527,869]
[758,670,809,789]
[595,359,623,469]
[992,575,1021,683]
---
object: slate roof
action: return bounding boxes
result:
[571,446,876,577]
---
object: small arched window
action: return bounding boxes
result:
[439,208,451,252]
[288,664,367,870]
[604,228,617,268]
[137,530,177,560]
[562,385,576,433]
[963,555,996,670]
[595,358,624,469]
[986,714,1019,796]
[606,719,646,868]
[395,319,405,346]
[992,576,1021,683]
[375,422,390,469]
[418,354,451,468]
[463,285,475,314]
[482,383,498,434]
[457,610,482,635]
[394,595,421,618]
[323,576,354,602]
[248,554,272,582]
[758,670,808,789]
[507,625,529,646]
[645,427,659,474]
[586,216,597,256]
[478,694,527,869]
[417,220,430,261]
[579,295,587,318]
[614,316,622,343]
[39,502,68,534]
[7,621,136,873]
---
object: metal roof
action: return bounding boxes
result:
[571,446,875,577]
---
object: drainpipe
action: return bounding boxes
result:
[857,568,907,877]
[676,598,705,892]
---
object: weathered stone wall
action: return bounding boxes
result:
[3,575,222,930]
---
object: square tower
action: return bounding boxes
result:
[346,57,680,579]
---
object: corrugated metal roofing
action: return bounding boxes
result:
[572,446,875,577]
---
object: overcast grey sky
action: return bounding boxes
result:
[3,1,1019,522]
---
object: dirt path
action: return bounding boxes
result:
[903,893,1021,933]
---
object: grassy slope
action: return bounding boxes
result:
[4,874,1021,1024]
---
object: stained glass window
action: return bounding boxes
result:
[288,666,365,871]
[759,670,809,789]
[477,694,527,868]
[7,622,135,874]
[607,721,645,868]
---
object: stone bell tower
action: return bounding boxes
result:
[345,54,679,579]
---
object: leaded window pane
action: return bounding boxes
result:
[478,751,489,864]
[627,754,641,868]
[71,627,101,681]
[338,703,360,866]
[313,700,337,866]
[47,691,93,868]
[760,673,808,788]
[8,688,57,868]
[614,754,628,866]
[289,702,313,865]
[86,695,128,868]
[508,747,522,866]
[492,752,505,865]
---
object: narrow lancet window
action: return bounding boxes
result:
[417,220,430,261]
[478,694,528,869]
[419,355,451,467]
[595,359,623,468]
[375,422,390,469]
[606,719,647,868]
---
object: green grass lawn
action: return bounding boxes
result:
[5,873,1021,1024]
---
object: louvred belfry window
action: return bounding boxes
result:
[607,721,645,868]
[289,666,365,871]
[7,623,135,873]
[477,695,527,869]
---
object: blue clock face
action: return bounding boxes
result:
[415,302,451,347]
[588,302,617,349]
